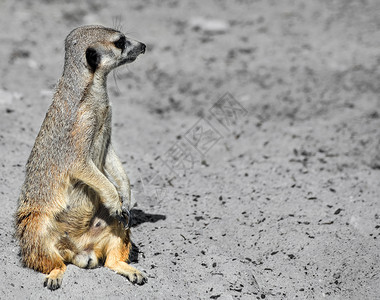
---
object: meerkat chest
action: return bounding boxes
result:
[87,79,113,168]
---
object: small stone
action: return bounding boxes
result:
[27,59,39,69]
[190,17,229,34]
[0,89,13,105]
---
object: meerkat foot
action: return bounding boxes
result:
[43,265,66,290]
[105,261,147,285]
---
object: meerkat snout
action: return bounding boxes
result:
[122,40,146,64]
[136,42,146,54]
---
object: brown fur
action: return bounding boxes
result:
[15,25,146,290]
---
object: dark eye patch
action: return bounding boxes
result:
[85,47,100,72]
[114,36,126,50]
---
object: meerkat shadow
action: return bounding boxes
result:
[130,209,166,227]
[128,209,166,263]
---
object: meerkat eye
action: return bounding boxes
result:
[114,36,128,50]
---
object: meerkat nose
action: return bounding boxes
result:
[139,43,146,54]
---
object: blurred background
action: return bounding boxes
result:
[0,1,379,299]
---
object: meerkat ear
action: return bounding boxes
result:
[86,47,100,72]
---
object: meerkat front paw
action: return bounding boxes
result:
[109,206,123,218]
[104,201,123,217]
[115,208,132,229]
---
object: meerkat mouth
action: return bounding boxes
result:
[122,56,139,64]
[121,53,143,64]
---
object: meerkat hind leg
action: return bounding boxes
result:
[106,260,147,285]
[43,264,67,290]
[104,237,147,285]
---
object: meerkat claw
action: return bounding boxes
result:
[115,209,132,229]
[122,208,132,229]
[44,276,62,291]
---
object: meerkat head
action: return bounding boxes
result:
[64,25,145,76]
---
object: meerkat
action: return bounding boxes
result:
[15,25,146,290]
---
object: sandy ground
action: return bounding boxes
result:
[0,0,379,299]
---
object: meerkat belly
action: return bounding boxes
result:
[64,108,111,212]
